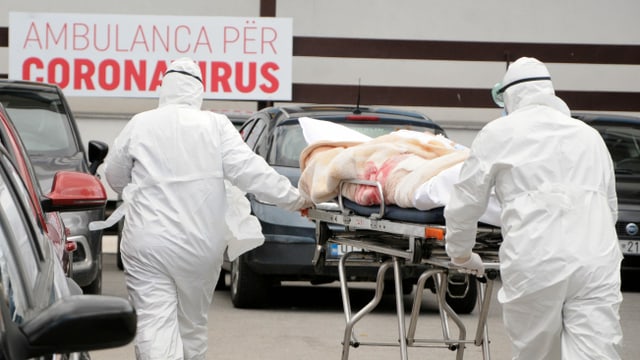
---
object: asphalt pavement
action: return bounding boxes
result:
[93,236,640,360]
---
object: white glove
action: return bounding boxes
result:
[451,253,485,278]
[282,195,313,212]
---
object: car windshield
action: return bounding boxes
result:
[0,91,76,156]
[270,121,438,167]
[591,123,640,175]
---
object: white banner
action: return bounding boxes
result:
[9,12,293,100]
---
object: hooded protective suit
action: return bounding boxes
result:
[104,57,307,360]
[445,57,623,359]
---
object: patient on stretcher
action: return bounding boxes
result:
[297,117,501,226]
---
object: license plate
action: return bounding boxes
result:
[620,239,640,255]
[328,243,361,258]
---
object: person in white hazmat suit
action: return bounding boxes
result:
[444,57,623,359]
[104,57,310,360]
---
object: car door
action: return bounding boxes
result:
[0,150,67,358]
[0,105,70,275]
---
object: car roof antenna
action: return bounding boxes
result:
[353,78,362,114]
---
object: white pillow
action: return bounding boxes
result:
[299,117,372,145]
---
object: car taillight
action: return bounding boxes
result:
[346,115,380,121]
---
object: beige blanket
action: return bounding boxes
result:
[298,131,469,208]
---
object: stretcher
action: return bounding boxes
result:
[305,179,502,360]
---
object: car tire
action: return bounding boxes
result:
[383,278,414,295]
[81,253,103,295]
[230,254,270,308]
[445,274,477,314]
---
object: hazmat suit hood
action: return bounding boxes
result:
[500,57,570,116]
[159,57,204,109]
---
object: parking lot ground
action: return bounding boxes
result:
[94,237,640,360]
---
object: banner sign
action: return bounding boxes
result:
[9,12,293,100]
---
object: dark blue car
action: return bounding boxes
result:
[573,113,640,282]
[227,105,451,309]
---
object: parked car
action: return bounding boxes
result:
[0,142,136,359]
[0,103,75,275]
[228,104,478,312]
[217,109,253,129]
[573,113,640,278]
[0,80,109,294]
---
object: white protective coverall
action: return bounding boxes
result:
[104,57,307,360]
[444,57,623,360]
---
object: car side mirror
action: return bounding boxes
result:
[21,294,136,357]
[88,140,109,175]
[41,171,107,212]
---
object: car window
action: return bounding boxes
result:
[0,156,43,323]
[337,122,437,138]
[238,118,255,141]
[0,92,76,156]
[244,118,267,150]
[0,218,29,324]
[591,124,640,174]
[3,157,46,255]
[269,124,307,167]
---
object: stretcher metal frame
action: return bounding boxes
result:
[306,179,502,360]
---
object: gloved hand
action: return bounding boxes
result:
[451,253,485,278]
[282,195,314,211]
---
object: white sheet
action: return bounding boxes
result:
[299,117,502,227]
[412,163,502,227]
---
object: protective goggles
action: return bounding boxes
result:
[491,76,551,108]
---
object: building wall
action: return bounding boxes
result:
[1,0,639,199]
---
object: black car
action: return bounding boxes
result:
[219,109,253,130]
[0,80,109,294]
[229,105,468,309]
[0,145,135,359]
[573,113,640,277]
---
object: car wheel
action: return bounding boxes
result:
[230,254,269,308]
[445,274,477,314]
[82,253,103,295]
[383,278,414,295]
